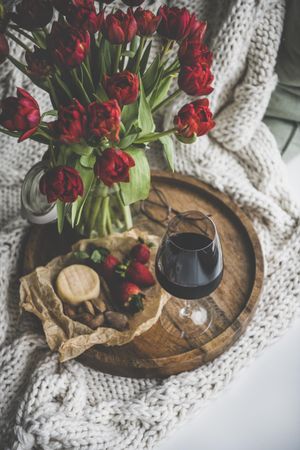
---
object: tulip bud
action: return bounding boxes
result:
[39,166,84,203]
[103,8,137,44]
[25,47,53,78]
[48,99,87,144]
[87,99,121,143]
[157,6,195,41]
[0,33,8,64]
[11,0,53,31]
[67,0,104,34]
[178,62,214,96]
[0,87,40,142]
[174,98,215,138]
[134,8,161,37]
[94,148,135,187]
[178,41,212,67]
[103,71,139,105]
[47,21,90,68]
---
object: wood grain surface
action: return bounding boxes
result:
[23,171,264,378]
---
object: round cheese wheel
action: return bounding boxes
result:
[56,264,100,305]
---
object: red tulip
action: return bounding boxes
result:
[122,0,144,6]
[0,88,40,142]
[47,22,90,68]
[174,98,215,138]
[12,0,53,30]
[178,41,212,66]
[39,166,84,203]
[25,47,53,78]
[48,99,87,144]
[103,71,139,105]
[87,99,121,143]
[94,148,135,187]
[103,8,137,44]
[178,62,214,96]
[157,6,195,41]
[0,33,9,64]
[188,19,207,42]
[134,8,161,37]
[67,0,104,34]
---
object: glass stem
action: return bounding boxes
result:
[180,300,193,318]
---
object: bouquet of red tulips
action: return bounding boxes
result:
[0,0,215,237]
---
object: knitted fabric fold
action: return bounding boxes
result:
[1,1,300,449]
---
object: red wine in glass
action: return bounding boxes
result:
[155,211,223,337]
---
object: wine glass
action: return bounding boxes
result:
[155,210,223,338]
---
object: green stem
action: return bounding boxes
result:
[32,30,46,48]
[49,142,56,166]
[71,69,91,105]
[99,196,110,236]
[113,44,122,73]
[90,197,103,236]
[135,128,177,144]
[116,190,133,230]
[132,36,146,73]
[82,61,95,94]
[152,89,181,113]
[106,206,112,234]
[8,25,36,43]
[5,30,31,51]
[53,73,73,100]
[47,77,59,108]
[160,39,173,64]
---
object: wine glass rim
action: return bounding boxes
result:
[166,210,217,252]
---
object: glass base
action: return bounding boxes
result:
[160,297,213,339]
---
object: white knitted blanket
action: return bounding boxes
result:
[1,1,300,449]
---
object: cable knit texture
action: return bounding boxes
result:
[1,0,300,449]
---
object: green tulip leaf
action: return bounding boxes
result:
[95,83,109,102]
[80,153,96,169]
[122,100,139,131]
[119,127,142,149]
[120,147,150,205]
[74,166,95,227]
[138,76,155,136]
[139,40,152,76]
[150,76,173,108]
[159,135,174,172]
[68,144,94,156]
[142,54,160,95]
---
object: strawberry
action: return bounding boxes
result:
[100,254,120,282]
[119,281,145,313]
[90,247,120,283]
[126,261,155,288]
[130,238,154,264]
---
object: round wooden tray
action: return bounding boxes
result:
[23,171,264,378]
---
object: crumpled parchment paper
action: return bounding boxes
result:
[20,229,170,362]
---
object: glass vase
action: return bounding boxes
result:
[72,180,133,238]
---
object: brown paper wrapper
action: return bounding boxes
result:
[20,229,170,362]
